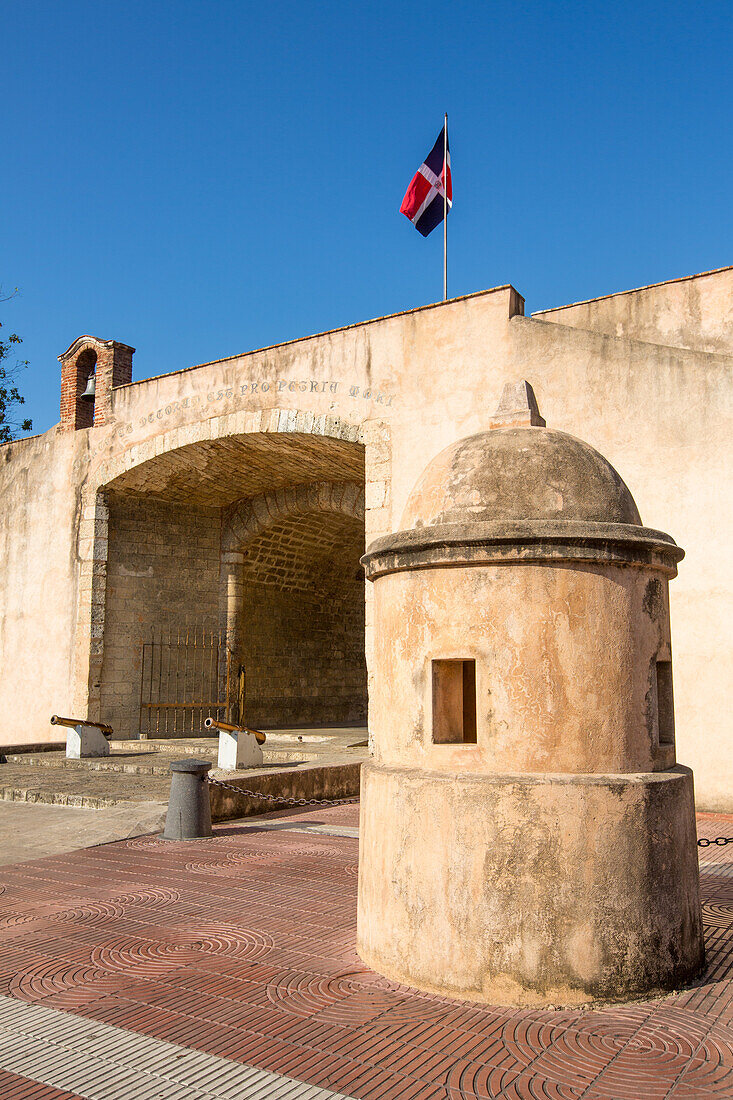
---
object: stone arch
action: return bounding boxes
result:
[75,413,372,736]
[91,409,363,494]
[221,480,364,555]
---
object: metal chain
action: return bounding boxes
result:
[698,837,733,847]
[206,774,359,808]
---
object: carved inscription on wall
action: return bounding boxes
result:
[106,377,396,443]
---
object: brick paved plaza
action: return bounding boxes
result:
[0,805,730,1099]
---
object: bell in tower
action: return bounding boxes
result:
[80,371,96,403]
[58,336,134,430]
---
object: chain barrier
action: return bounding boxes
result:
[206,774,359,809]
[698,837,733,848]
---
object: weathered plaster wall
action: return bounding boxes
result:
[358,764,702,1005]
[534,266,733,355]
[0,430,83,741]
[505,317,732,812]
[368,563,677,777]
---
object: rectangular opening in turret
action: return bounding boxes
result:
[432,659,477,744]
[656,660,675,746]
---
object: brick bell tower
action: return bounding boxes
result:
[58,336,135,430]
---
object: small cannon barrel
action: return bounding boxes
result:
[204,716,266,745]
[50,715,114,736]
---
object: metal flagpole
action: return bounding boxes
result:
[443,113,448,301]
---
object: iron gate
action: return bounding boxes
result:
[138,626,232,738]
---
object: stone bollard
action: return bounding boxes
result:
[162,759,213,840]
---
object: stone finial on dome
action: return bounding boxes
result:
[489,379,546,429]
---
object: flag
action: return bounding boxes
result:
[400,124,452,237]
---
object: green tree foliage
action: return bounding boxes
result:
[0,290,32,444]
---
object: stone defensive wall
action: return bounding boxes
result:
[0,268,730,809]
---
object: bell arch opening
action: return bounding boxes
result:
[75,348,97,429]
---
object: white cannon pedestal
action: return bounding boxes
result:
[217,729,264,771]
[66,724,111,759]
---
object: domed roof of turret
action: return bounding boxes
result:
[361,383,681,582]
[401,426,642,529]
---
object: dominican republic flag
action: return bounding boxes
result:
[400,124,452,237]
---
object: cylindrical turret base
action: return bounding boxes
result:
[162,759,213,841]
[357,762,704,1005]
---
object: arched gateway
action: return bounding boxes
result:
[0,273,729,809]
[78,420,368,739]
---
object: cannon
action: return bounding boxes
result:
[50,715,113,759]
[204,717,265,770]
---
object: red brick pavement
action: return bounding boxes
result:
[0,1069,80,1100]
[0,805,731,1099]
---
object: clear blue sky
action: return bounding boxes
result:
[3,0,731,435]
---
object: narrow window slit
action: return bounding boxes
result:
[432,659,477,744]
[656,660,675,746]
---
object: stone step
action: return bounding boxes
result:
[0,763,171,807]
[3,752,181,777]
[111,737,218,755]
[122,727,368,752]
[2,747,311,776]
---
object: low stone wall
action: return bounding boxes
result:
[208,760,361,821]
[0,742,65,758]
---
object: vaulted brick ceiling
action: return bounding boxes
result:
[105,433,365,506]
[242,512,365,595]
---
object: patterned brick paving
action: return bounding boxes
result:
[0,1068,79,1100]
[0,806,730,1099]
